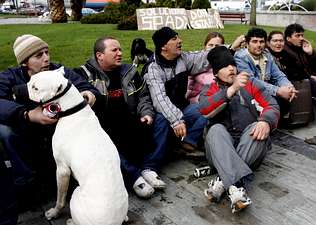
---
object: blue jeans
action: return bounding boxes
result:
[108,118,158,187]
[119,119,165,187]
[0,124,34,185]
[0,123,55,185]
[0,147,18,225]
[142,103,207,171]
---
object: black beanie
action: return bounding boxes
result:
[207,46,236,75]
[152,27,178,52]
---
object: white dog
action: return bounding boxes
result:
[27,68,128,225]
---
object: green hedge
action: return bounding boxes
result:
[155,0,176,7]
[176,0,192,9]
[81,13,117,24]
[117,15,138,30]
[191,0,210,9]
[300,0,316,11]
[81,2,137,24]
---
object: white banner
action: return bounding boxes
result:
[136,8,188,30]
[207,8,224,29]
[136,8,223,30]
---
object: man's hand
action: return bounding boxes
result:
[289,86,298,102]
[302,39,313,55]
[277,86,298,102]
[173,122,186,138]
[140,115,153,125]
[227,72,249,98]
[81,91,96,107]
[249,121,270,140]
[230,35,246,51]
[28,106,58,125]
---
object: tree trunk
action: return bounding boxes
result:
[49,0,67,23]
[71,0,84,21]
[250,0,256,26]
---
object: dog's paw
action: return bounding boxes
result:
[124,215,129,222]
[45,208,60,220]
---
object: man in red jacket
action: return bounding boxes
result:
[199,46,280,213]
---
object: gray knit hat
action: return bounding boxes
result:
[13,34,48,64]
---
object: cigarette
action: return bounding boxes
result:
[181,136,184,141]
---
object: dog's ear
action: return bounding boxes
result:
[55,66,65,76]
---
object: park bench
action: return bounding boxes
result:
[219,12,248,24]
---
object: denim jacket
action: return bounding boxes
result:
[234,48,292,96]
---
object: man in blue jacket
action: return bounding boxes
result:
[0,35,98,220]
[234,28,297,108]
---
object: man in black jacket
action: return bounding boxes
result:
[0,34,98,222]
[74,36,166,198]
[282,23,316,96]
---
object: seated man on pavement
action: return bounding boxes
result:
[234,27,297,120]
[267,29,314,126]
[282,23,316,97]
[74,36,166,198]
[199,46,280,213]
[281,23,316,142]
[143,26,208,157]
[0,34,98,219]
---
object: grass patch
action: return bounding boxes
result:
[0,23,316,71]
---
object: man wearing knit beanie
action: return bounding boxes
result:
[199,46,280,213]
[152,26,178,54]
[13,34,49,65]
[207,45,236,76]
[0,34,99,219]
[142,26,209,159]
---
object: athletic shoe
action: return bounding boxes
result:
[141,169,166,189]
[228,185,252,213]
[133,176,154,198]
[204,176,225,202]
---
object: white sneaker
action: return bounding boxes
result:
[141,170,166,189]
[204,176,225,202]
[228,185,252,213]
[133,176,154,198]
